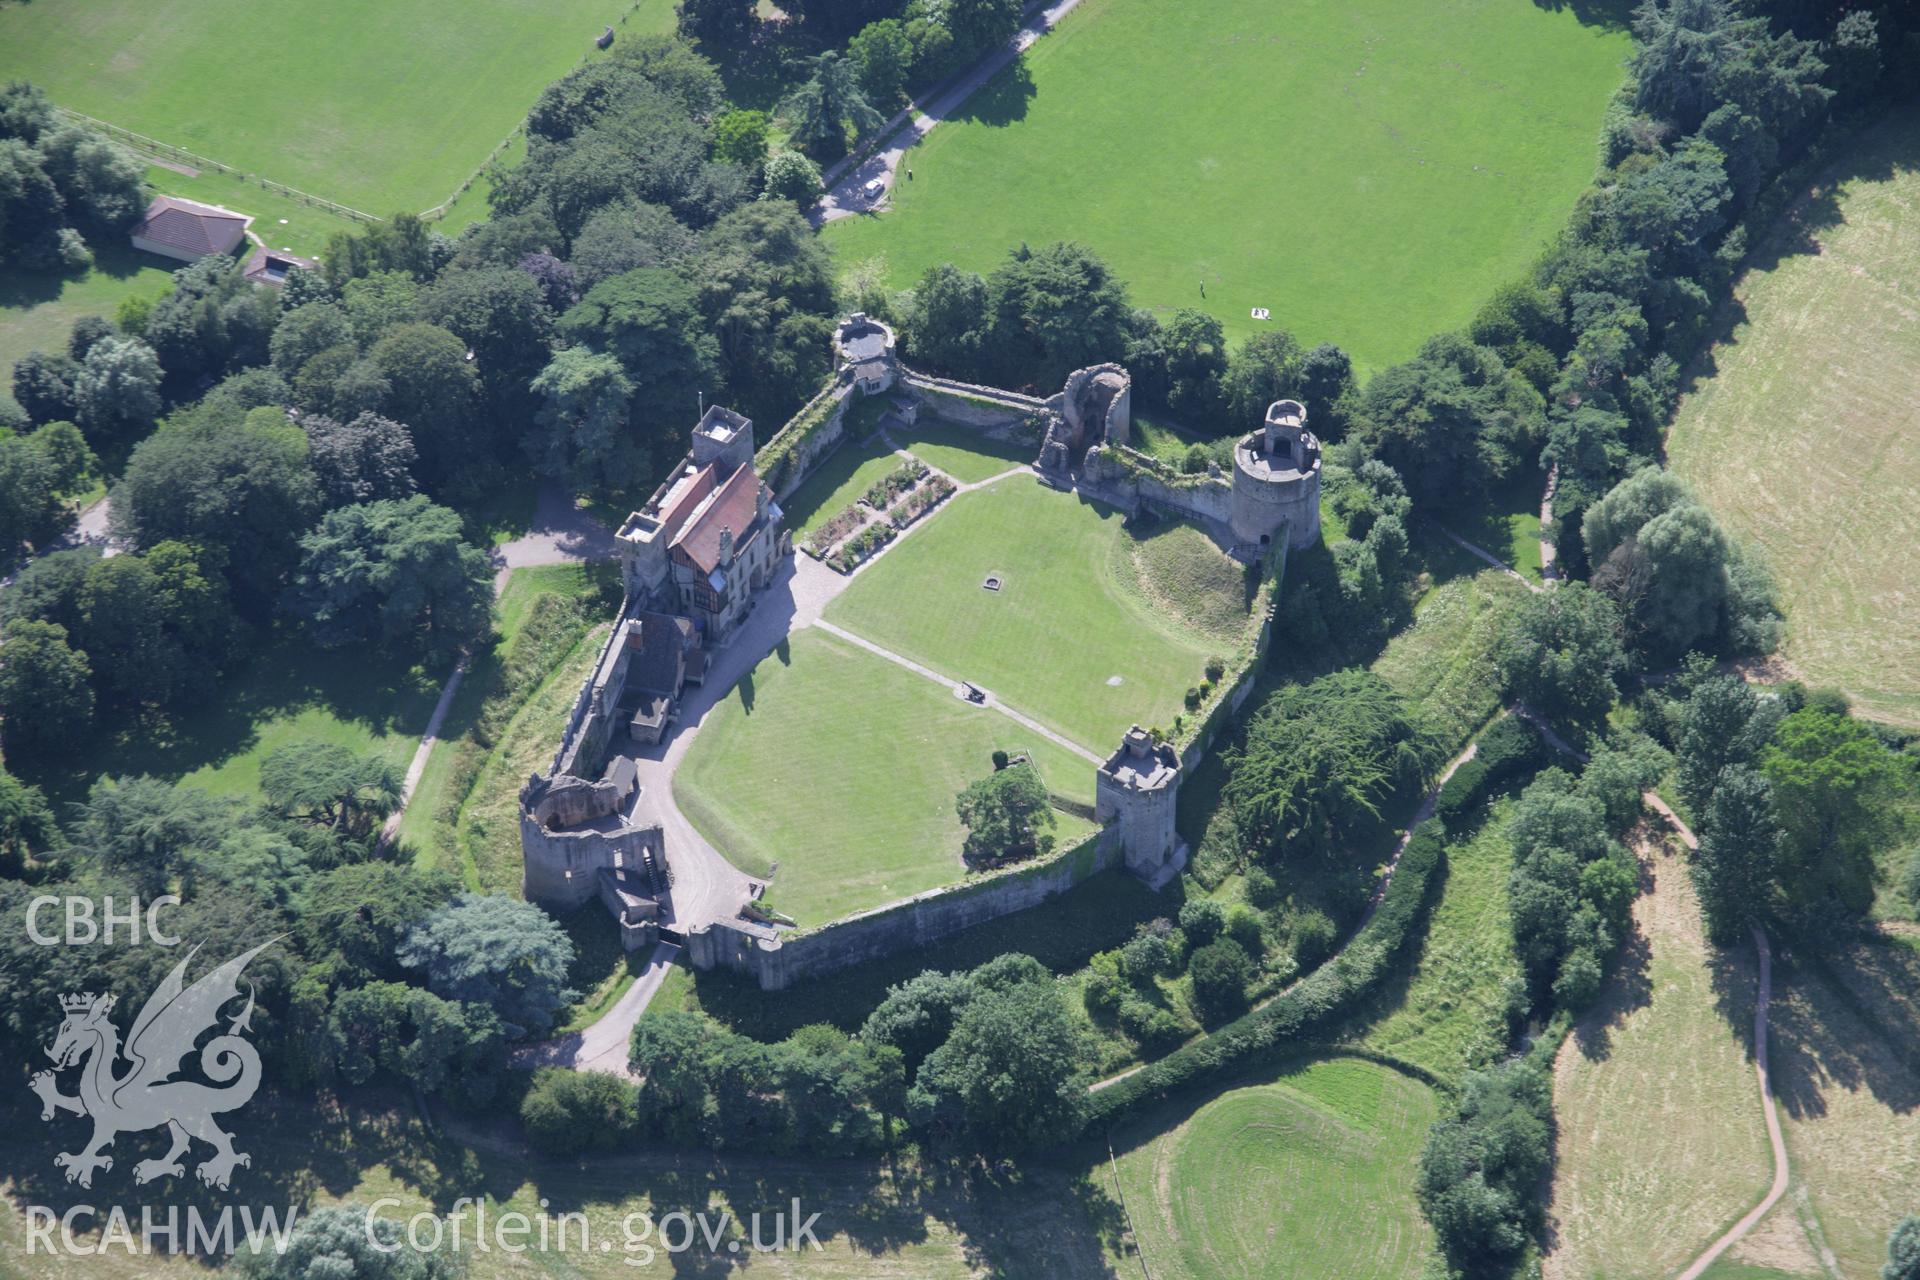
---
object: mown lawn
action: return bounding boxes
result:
[825,477,1246,750]
[0,243,175,416]
[1669,106,1920,727]
[1762,936,1920,1277]
[675,627,1097,928]
[1107,1056,1438,1280]
[0,0,675,212]
[888,417,1033,484]
[823,0,1630,369]
[777,432,900,541]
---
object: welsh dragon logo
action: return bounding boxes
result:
[29,941,274,1191]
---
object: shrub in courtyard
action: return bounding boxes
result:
[955,763,1055,866]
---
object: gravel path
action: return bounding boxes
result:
[511,942,682,1079]
[1540,464,1561,583]
[815,618,1102,764]
[1433,523,1543,594]
[490,482,617,589]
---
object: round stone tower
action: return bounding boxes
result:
[1230,398,1322,551]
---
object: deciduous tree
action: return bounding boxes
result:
[288,495,492,659]
[0,619,92,755]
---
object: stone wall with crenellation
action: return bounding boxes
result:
[685,829,1122,989]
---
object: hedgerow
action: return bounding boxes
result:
[1084,819,1446,1128]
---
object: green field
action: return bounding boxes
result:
[1108,1057,1439,1280]
[1357,808,1521,1084]
[886,417,1033,484]
[14,624,441,810]
[1370,567,1527,754]
[0,0,674,213]
[1763,937,1920,1277]
[1668,106,1920,727]
[825,477,1252,750]
[823,0,1630,369]
[1546,831,1771,1280]
[675,627,1098,927]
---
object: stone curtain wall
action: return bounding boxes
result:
[756,376,856,499]
[543,619,626,780]
[1177,538,1287,773]
[687,828,1122,989]
[905,375,1047,434]
[1081,443,1237,528]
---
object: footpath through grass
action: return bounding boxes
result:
[0,0,675,212]
[675,627,1098,927]
[825,477,1248,749]
[1107,1056,1438,1280]
[1669,105,1920,726]
[397,563,616,865]
[1545,829,1771,1280]
[824,0,1630,368]
[1760,935,1920,1276]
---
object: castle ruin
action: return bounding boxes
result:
[521,315,1315,984]
[520,404,789,950]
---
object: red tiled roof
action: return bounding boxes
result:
[672,464,763,574]
[132,196,250,257]
[654,464,718,541]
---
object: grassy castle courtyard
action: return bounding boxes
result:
[676,432,1257,929]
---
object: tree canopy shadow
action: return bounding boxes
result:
[1530,0,1638,32]
[1670,105,1920,408]
[1756,936,1920,1127]
[0,244,171,314]
[951,59,1038,129]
